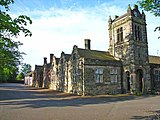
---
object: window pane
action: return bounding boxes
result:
[99,69,103,74]
[110,75,114,83]
[95,68,103,83]
[114,75,117,83]
[95,68,98,74]
[100,75,103,83]
[95,75,99,83]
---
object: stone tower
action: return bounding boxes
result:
[108,4,150,93]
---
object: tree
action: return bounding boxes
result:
[138,0,160,38]
[21,63,32,76]
[16,72,24,80]
[16,63,32,80]
[0,0,32,82]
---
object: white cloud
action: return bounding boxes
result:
[12,1,160,68]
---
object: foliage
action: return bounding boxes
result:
[0,0,32,82]
[16,63,32,80]
[138,0,160,38]
[138,0,160,16]
[16,72,24,80]
[21,63,32,76]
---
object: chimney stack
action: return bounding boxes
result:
[84,39,91,50]
[44,57,47,65]
[50,54,54,64]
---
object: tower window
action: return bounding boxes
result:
[135,25,141,40]
[117,27,123,43]
[138,26,141,40]
[117,29,120,43]
[135,25,137,40]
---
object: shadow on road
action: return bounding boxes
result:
[130,110,160,120]
[0,83,158,109]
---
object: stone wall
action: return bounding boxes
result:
[84,65,122,95]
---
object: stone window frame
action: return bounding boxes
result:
[117,27,123,43]
[154,69,160,81]
[110,67,118,83]
[135,25,141,41]
[95,68,104,83]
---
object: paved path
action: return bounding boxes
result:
[0,83,160,120]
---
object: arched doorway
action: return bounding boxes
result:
[126,71,130,91]
[136,69,143,92]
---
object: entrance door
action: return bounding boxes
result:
[126,71,130,91]
[136,69,143,92]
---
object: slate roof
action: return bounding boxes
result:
[77,48,119,61]
[46,63,51,68]
[35,65,43,70]
[149,55,160,64]
[114,13,127,21]
[64,54,71,61]
[56,58,60,65]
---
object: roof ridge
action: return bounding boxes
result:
[78,48,109,53]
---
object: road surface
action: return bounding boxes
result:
[0,83,160,120]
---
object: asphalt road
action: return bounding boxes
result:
[0,83,160,120]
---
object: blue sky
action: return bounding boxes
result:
[8,0,160,69]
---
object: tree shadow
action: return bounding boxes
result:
[130,110,160,120]
[0,83,158,109]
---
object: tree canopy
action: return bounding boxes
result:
[16,63,32,80]
[0,0,32,82]
[138,0,160,37]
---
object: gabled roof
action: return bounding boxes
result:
[35,65,43,70]
[56,58,60,65]
[46,63,51,68]
[114,13,127,21]
[64,54,71,61]
[77,48,118,61]
[149,55,160,64]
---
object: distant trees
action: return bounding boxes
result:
[16,63,32,80]
[138,0,160,38]
[0,0,32,82]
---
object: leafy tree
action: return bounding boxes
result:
[16,63,32,80]
[21,63,32,76]
[16,72,24,80]
[138,0,160,38]
[0,0,32,82]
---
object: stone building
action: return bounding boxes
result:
[49,54,60,90]
[32,4,160,95]
[32,65,43,88]
[68,40,122,95]
[149,56,160,92]
[24,72,33,86]
[58,52,71,92]
[42,57,51,88]
[108,4,150,93]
